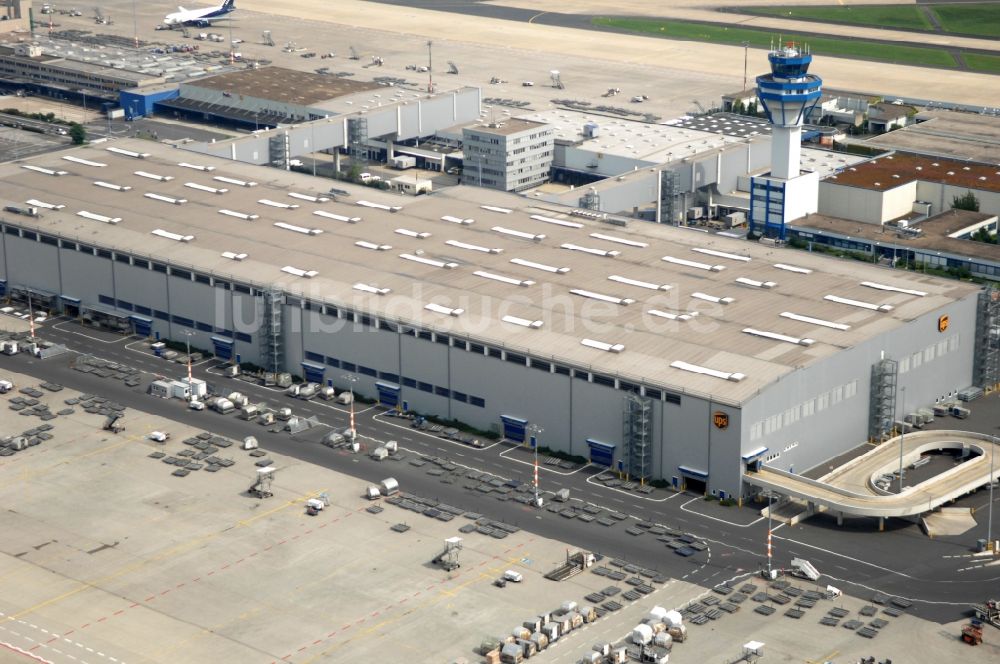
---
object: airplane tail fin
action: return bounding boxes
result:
[223,0,235,8]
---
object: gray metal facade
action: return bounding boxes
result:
[462,122,553,192]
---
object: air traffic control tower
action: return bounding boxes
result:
[749,43,823,240]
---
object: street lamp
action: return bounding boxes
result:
[182,328,194,386]
[741,41,750,94]
[342,373,358,439]
[527,424,543,507]
[761,489,777,578]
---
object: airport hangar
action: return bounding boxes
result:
[0,140,988,499]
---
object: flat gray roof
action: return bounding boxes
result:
[0,140,979,404]
[186,67,381,107]
[465,118,547,137]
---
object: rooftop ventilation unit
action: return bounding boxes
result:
[735,277,776,289]
[663,256,725,272]
[860,281,927,297]
[780,311,850,330]
[570,289,635,306]
[590,232,647,248]
[481,205,513,214]
[395,228,431,239]
[691,292,734,305]
[178,162,216,172]
[773,263,812,274]
[221,251,248,261]
[743,328,814,346]
[275,222,322,235]
[824,294,893,312]
[106,147,150,159]
[446,239,501,254]
[493,226,545,241]
[134,170,174,182]
[21,165,68,176]
[151,229,194,243]
[647,309,698,321]
[354,282,391,295]
[474,270,534,287]
[63,155,107,167]
[692,247,751,262]
[531,214,583,229]
[94,181,132,192]
[442,215,474,225]
[425,302,464,317]
[502,315,543,328]
[313,210,362,223]
[144,192,186,205]
[608,275,670,291]
[510,257,570,274]
[357,200,402,212]
[219,209,259,221]
[400,253,458,269]
[288,192,328,203]
[25,199,64,210]
[670,360,744,382]
[561,243,619,258]
[281,265,318,278]
[581,338,625,353]
[77,210,120,224]
[259,199,299,209]
[355,240,392,251]
[215,176,258,187]
[186,182,228,194]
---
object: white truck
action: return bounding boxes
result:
[0,379,14,394]
[148,431,170,442]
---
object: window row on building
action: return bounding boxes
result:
[748,379,860,441]
[898,334,960,374]
[95,293,250,343]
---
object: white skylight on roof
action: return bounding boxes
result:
[442,215,474,225]
[62,155,106,167]
[151,229,194,243]
[581,338,625,353]
[609,275,670,291]
[355,240,392,251]
[219,209,258,221]
[773,263,813,274]
[26,199,64,209]
[670,360,745,382]
[691,292,734,305]
[221,251,247,261]
[589,232,648,248]
[474,270,534,287]
[510,257,570,274]
[780,311,850,330]
[144,192,186,205]
[561,243,619,258]
[288,192,328,203]
[663,256,724,272]
[860,281,927,297]
[259,199,299,209]
[313,210,361,223]
[494,226,545,241]
[502,315,543,329]
[691,247,751,262]
[77,210,120,224]
[824,294,893,312]
[743,328,814,346]
[531,214,583,229]
[274,222,322,235]
[401,253,458,269]
[134,170,173,182]
[395,228,430,239]
[647,309,698,321]
[447,239,501,254]
[354,283,391,295]
[570,289,635,306]
[425,302,464,317]
[735,277,776,289]
[106,147,149,159]
[357,200,402,212]
[281,265,318,278]
[481,205,512,214]
[215,176,258,187]
[186,182,228,194]
[21,165,67,176]
[94,181,131,192]
[178,162,216,172]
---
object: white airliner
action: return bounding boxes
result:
[163,0,236,28]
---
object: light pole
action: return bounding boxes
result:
[898,386,906,494]
[183,329,194,386]
[741,41,750,94]
[342,373,358,438]
[527,424,543,507]
[762,489,776,578]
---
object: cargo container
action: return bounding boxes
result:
[242,436,258,450]
[500,642,523,664]
[336,391,354,405]
[391,155,416,170]
[366,485,381,500]
[318,386,336,400]
[529,632,548,651]
[214,398,234,414]
[149,380,171,399]
[276,407,293,421]
[228,392,248,407]
[258,411,275,425]
[950,405,970,419]
[370,446,389,461]
[380,477,399,496]
[240,404,259,420]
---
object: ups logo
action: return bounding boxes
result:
[713,411,729,430]
[938,315,949,333]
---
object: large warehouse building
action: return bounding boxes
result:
[0,140,995,498]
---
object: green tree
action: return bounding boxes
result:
[68,122,86,145]
[952,190,980,212]
[972,227,997,244]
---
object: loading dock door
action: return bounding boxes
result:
[741,446,769,473]
[129,315,153,338]
[500,415,527,443]
[301,360,325,384]
[211,336,234,360]
[60,294,80,317]
[0,279,5,297]
[586,439,615,467]
[678,465,709,494]
[376,381,401,408]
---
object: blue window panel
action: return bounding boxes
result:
[470,396,485,408]
[98,294,114,306]
[235,331,252,343]
[304,351,324,363]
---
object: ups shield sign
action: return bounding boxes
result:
[938,315,949,333]
[713,411,729,430]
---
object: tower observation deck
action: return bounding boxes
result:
[755,44,823,180]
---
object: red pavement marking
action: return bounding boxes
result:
[96,617,107,623]
[249,553,258,557]
[160,589,171,596]
[45,638,57,645]
[128,603,139,609]
[313,640,322,645]
[176,583,185,589]
[370,611,379,617]
[79,624,90,629]
[28,645,40,652]
[63,631,74,636]
[113,610,124,616]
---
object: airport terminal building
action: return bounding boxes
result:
[0,141,995,498]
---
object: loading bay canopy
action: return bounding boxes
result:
[745,430,1000,518]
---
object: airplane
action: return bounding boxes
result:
[162,0,235,28]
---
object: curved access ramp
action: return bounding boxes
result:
[744,430,1000,518]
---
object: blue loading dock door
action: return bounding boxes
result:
[129,315,153,337]
[301,360,325,383]
[500,415,527,443]
[0,279,6,297]
[211,336,234,360]
[586,439,615,467]
[376,381,401,408]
